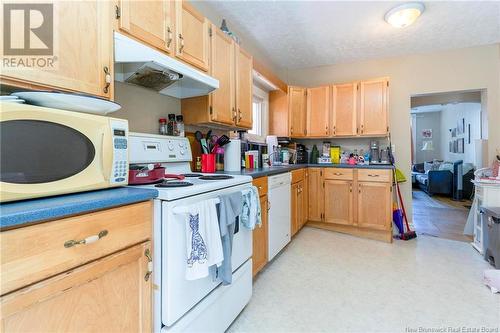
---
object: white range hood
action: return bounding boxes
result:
[114,32,218,99]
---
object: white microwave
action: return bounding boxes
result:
[0,102,129,202]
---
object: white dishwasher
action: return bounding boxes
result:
[268,172,291,260]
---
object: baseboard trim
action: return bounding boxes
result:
[306,221,393,243]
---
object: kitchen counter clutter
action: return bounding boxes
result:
[220,163,394,178]
[0,187,158,230]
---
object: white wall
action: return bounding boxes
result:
[283,43,500,224]
[439,102,481,164]
[413,111,441,163]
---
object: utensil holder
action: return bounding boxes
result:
[201,154,216,173]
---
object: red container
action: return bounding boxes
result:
[201,154,216,173]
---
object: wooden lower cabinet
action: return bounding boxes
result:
[1,242,152,333]
[324,179,353,226]
[291,181,304,236]
[252,177,269,277]
[357,181,392,231]
[307,168,324,222]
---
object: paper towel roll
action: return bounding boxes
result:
[224,139,241,171]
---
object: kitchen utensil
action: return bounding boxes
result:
[12,91,121,115]
[216,135,231,148]
[200,138,208,154]
[194,131,204,152]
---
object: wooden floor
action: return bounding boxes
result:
[412,189,473,242]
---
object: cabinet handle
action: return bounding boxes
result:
[267,201,271,211]
[178,34,184,53]
[144,248,153,281]
[166,26,173,48]
[349,185,352,193]
[64,230,108,248]
[238,108,242,122]
[290,127,294,135]
[258,186,263,190]
[333,125,336,135]
[232,107,236,121]
[367,174,380,177]
[103,66,111,94]
[334,172,342,176]
[360,124,364,134]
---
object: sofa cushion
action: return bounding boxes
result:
[415,174,428,185]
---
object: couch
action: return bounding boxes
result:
[412,162,453,196]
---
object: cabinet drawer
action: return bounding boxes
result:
[1,201,152,295]
[358,169,392,183]
[291,169,305,184]
[253,177,268,197]
[324,168,354,180]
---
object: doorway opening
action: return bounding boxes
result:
[409,89,487,242]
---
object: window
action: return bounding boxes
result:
[247,85,269,142]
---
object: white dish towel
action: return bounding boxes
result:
[177,198,224,280]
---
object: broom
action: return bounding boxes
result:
[388,142,417,240]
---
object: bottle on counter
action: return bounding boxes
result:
[195,156,202,171]
[215,147,224,171]
[167,114,176,136]
[176,115,185,137]
[159,118,167,135]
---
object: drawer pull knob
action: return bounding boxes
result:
[144,249,153,281]
[368,174,380,177]
[64,230,108,248]
[334,172,342,176]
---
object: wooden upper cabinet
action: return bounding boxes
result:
[117,0,175,54]
[307,86,330,137]
[175,1,209,72]
[357,182,392,230]
[209,25,235,125]
[331,83,357,136]
[235,45,253,129]
[359,78,389,136]
[289,86,307,137]
[0,0,113,98]
[324,180,353,225]
[269,89,289,137]
[1,242,152,333]
[307,168,324,222]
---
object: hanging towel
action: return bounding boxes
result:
[241,186,261,230]
[217,192,243,285]
[183,198,224,280]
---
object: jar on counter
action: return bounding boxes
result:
[159,118,167,135]
[167,114,176,136]
[176,115,185,137]
[215,147,224,171]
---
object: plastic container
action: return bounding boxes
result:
[159,118,167,135]
[176,115,185,137]
[167,114,176,136]
[201,154,216,173]
[215,147,224,171]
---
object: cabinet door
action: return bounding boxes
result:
[0,0,113,98]
[289,86,307,137]
[1,242,152,332]
[269,90,289,137]
[357,182,392,230]
[209,25,235,125]
[301,178,308,227]
[175,1,209,71]
[307,86,330,137]
[307,168,324,221]
[117,0,175,54]
[331,83,357,136]
[291,183,299,236]
[252,195,268,276]
[359,78,389,136]
[324,180,353,225]
[235,45,253,129]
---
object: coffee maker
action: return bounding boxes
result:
[369,140,380,164]
[295,144,308,164]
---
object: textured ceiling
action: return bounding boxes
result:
[203,1,500,69]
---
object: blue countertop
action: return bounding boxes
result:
[0,187,158,230]
[219,163,394,178]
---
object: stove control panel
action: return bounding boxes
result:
[128,132,192,164]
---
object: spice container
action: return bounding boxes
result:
[176,115,184,137]
[167,114,176,135]
[215,147,224,171]
[159,118,167,135]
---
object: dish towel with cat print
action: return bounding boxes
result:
[182,198,224,280]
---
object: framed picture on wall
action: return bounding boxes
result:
[451,128,457,138]
[458,138,464,153]
[421,129,432,138]
[449,141,453,153]
[453,140,458,153]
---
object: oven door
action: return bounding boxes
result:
[0,103,116,202]
[160,184,252,327]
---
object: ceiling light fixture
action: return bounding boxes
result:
[385,2,425,28]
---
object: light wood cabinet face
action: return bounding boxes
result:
[118,0,174,54]
[289,87,307,137]
[307,168,324,221]
[269,90,289,137]
[291,183,300,236]
[307,86,330,137]
[357,181,391,230]
[235,46,253,129]
[331,83,357,136]
[175,1,209,71]
[302,176,308,227]
[209,26,235,125]
[359,79,388,136]
[253,195,268,276]
[324,180,353,225]
[1,242,152,333]
[0,0,112,98]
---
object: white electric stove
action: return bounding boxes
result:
[128,132,253,333]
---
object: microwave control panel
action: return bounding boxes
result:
[110,119,129,184]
